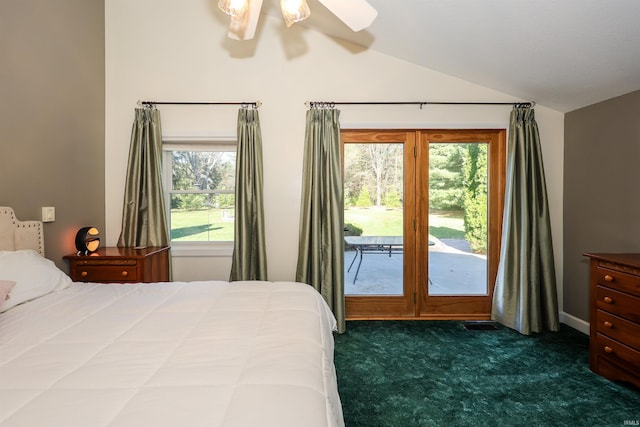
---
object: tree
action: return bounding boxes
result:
[172,151,235,191]
[171,150,236,210]
[429,144,465,211]
[344,143,403,208]
[363,144,402,206]
[463,144,488,253]
[356,186,372,207]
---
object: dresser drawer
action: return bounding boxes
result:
[596,333,640,376]
[595,357,640,389]
[596,309,640,352]
[596,285,640,323]
[595,266,640,297]
[74,265,138,283]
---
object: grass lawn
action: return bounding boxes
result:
[170,208,234,241]
[172,207,465,242]
[428,210,466,239]
[345,207,465,239]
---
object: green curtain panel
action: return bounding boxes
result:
[296,108,345,333]
[230,108,268,281]
[118,108,170,248]
[492,107,559,335]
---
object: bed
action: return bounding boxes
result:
[0,207,344,427]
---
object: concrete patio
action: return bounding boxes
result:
[344,237,487,296]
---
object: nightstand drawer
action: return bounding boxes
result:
[75,258,137,267]
[76,265,138,282]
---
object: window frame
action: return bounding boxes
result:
[162,136,237,257]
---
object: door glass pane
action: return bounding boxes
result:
[344,143,404,295]
[428,143,488,295]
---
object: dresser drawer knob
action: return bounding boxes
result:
[81,271,88,277]
[121,271,128,277]
[604,346,614,354]
[603,321,613,328]
[603,296,613,304]
[604,274,614,282]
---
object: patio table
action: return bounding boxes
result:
[344,235,403,283]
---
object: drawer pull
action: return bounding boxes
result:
[604,274,614,282]
[603,296,613,304]
[121,271,128,277]
[81,271,88,277]
[603,321,613,328]
[604,346,614,354]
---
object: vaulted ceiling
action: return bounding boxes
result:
[263,0,640,112]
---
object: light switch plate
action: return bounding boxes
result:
[42,207,55,222]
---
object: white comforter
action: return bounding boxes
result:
[0,281,344,427]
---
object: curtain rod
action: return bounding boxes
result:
[137,100,262,108]
[305,100,535,109]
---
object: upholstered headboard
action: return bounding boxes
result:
[0,207,44,256]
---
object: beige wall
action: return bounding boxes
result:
[106,1,565,291]
[564,89,640,323]
[0,0,105,271]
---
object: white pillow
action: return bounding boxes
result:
[0,250,72,313]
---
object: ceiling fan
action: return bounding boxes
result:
[218,0,378,40]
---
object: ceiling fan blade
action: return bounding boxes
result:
[317,0,377,32]
[227,0,263,40]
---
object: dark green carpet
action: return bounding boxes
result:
[334,321,640,427]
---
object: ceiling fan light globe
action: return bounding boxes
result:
[218,0,249,17]
[280,0,311,27]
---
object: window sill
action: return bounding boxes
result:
[170,243,233,257]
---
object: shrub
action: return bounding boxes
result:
[344,189,354,208]
[383,190,402,208]
[181,194,207,211]
[344,223,363,236]
[355,186,372,207]
[344,223,363,251]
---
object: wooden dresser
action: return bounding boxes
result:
[584,253,640,388]
[65,246,170,284]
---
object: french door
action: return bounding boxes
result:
[343,130,416,317]
[343,129,506,319]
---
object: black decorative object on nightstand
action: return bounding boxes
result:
[75,226,100,255]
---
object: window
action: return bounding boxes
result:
[163,139,236,246]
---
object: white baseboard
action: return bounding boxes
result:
[560,311,589,335]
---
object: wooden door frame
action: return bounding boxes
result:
[416,129,506,319]
[343,130,417,319]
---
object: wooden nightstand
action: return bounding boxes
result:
[64,246,170,283]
